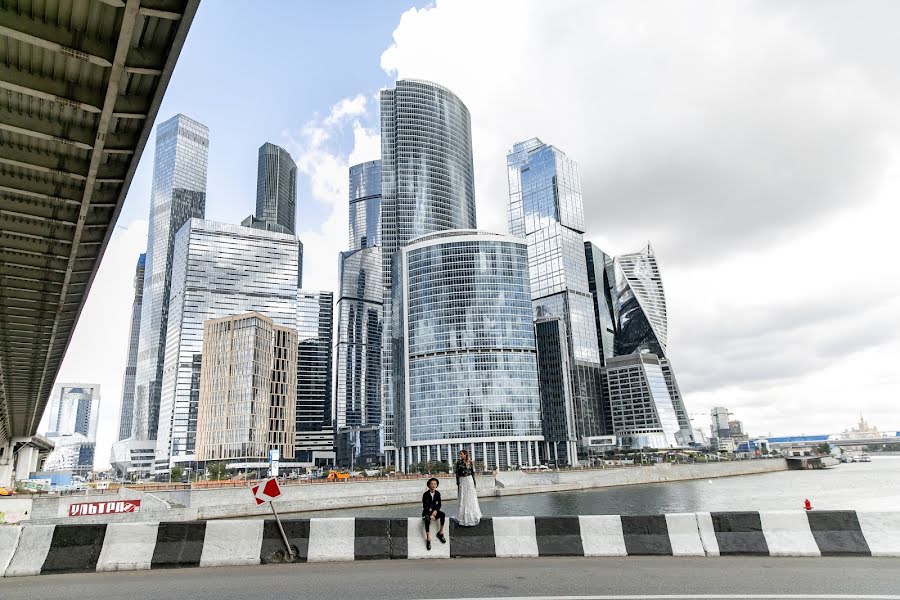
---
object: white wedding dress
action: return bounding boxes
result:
[456,472,482,526]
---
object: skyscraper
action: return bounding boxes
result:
[380,80,477,466]
[392,231,543,471]
[117,253,145,442]
[507,139,604,465]
[335,161,383,467]
[44,384,100,473]
[253,142,297,235]
[605,354,680,449]
[295,290,335,466]
[155,219,300,472]
[131,115,208,447]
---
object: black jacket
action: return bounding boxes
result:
[422,490,442,514]
[455,460,476,488]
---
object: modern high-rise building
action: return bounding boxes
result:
[584,243,617,364]
[155,219,300,472]
[44,384,100,473]
[507,138,605,465]
[711,407,731,439]
[195,313,297,464]
[117,254,146,442]
[295,291,335,466]
[252,142,297,235]
[335,161,383,468]
[605,354,680,449]
[380,80,477,466]
[392,231,544,472]
[132,115,208,446]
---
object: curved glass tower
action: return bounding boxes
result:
[255,142,297,235]
[613,243,668,357]
[380,80,477,466]
[393,231,543,471]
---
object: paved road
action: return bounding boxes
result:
[4,557,899,600]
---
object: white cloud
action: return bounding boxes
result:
[324,94,368,127]
[380,0,900,435]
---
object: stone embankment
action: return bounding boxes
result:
[2,510,898,577]
[3,459,788,525]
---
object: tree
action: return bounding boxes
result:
[817,442,832,455]
[170,466,184,482]
[207,462,228,481]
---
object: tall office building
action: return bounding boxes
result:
[195,313,297,463]
[252,142,297,235]
[335,161,383,468]
[605,354,680,449]
[392,231,543,471]
[155,219,300,472]
[584,243,618,437]
[380,80,477,466]
[295,291,335,465]
[44,384,100,473]
[507,139,604,465]
[132,115,208,445]
[117,254,145,441]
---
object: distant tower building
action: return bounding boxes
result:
[155,219,300,473]
[335,161,383,468]
[252,142,297,235]
[605,355,680,449]
[195,313,297,463]
[711,407,731,440]
[507,138,605,465]
[392,231,544,472]
[132,114,208,447]
[380,80,477,466]
[44,384,100,473]
[117,253,145,442]
[295,291,335,466]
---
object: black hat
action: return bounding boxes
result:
[427,478,439,487]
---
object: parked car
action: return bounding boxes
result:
[0,486,16,496]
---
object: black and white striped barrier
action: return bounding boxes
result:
[2,511,897,577]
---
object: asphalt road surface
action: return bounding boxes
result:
[4,557,899,600]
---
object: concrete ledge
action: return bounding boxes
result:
[3,509,895,577]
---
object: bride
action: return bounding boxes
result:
[455,449,482,526]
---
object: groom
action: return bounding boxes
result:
[421,477,446,550]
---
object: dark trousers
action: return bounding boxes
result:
[422,510,446,532]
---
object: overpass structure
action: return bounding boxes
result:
[767,433,900,448]
[0,0,201,486]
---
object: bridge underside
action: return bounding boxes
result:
[0,0,200,450]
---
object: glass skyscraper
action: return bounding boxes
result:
[393,231,543,472]
[335,161,383,467]
[44,384,100,473]
[155,219,299,471]
[507,138,604,465]
[117,253,145,442]
[295,290,335,465]
[132,114,208,446]
[605,354,681,449]
[254,142,297,235]
[380,80,477,466]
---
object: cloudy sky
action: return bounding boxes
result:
[47,1,900,467]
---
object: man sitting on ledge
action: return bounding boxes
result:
[422,477,447,550]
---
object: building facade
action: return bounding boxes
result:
[117,254,145,442]
[507,139,605,465]
[132,115,208,445]
[295,291,335,465]
[380,80,477,466]
[335,161,384,468]
[195,313,297,464]
[604,354,680,450]
[254,142,297,235]
[154,219,300,472]
[393,231,544,472]
[44,384,100,473]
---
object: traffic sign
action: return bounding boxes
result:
[251,477,282,505]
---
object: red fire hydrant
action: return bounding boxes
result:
[803,498,813,511]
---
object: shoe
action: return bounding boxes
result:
[426,540,431,551]
[437,532,446,544]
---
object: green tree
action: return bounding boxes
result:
[170,466,184,482]
[817,442,832,455]
[207,462,228,481]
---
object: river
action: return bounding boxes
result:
[283,455,900,518]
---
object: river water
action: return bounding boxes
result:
[284,456,900,518]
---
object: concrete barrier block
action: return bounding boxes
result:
[578,515,626,556]
[664,513,705,556]
[759,511,820,557]
[354,518,392,560]
[535,516,584,556]
[96,522,159,572]
[4,524,54,577]
[806,511,870,556]
[260,519,309,563]
[151,521,207,568]
[41,523,108,574]
[856,511,900,557]
[621,515,673,555]
[0,525,22,576]
[405,517,449,559]
[389,518,409,559]
[492,516,538,558]
[695,512,720,557]
[710,512,769,555]
[200,520,263,567]
[307,518,355,562]
[450,518,495,558]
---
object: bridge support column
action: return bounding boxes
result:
[0,441,13,487]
